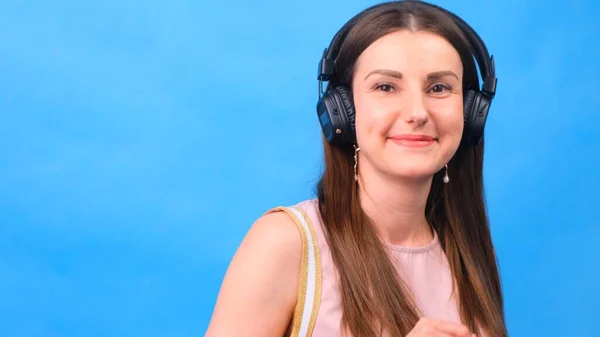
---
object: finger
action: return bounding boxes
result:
[420,326,454,337]
[432,333,454,337]
[416,317,463,331]
[431,320,472,337]
[414,322,461,337]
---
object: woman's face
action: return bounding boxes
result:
[352,29,465,182]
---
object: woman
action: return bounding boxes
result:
[206,1,507,336]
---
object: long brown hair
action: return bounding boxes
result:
[315,1,507,337]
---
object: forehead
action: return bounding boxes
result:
[354,29,463,78]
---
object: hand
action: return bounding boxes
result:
[406,317,476,337]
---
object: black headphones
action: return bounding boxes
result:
[315,0,497,146]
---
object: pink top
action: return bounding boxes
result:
[292,199,461,336]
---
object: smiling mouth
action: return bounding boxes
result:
[388,135,437,148]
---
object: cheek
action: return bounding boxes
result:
[433,102,464,139]
[354,96,396,141]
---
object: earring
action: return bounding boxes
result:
[443,164,450,184]
[353,145,360,182]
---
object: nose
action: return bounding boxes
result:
[405,92,429,125]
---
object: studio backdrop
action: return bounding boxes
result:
[0,0,598,336]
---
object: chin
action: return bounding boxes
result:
[382,144,452,180]
[382,152,445,179]
[385,163,439,181]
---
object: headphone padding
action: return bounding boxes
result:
[462,89,478,145]
[335,86,356,134]
[463,89,477,126]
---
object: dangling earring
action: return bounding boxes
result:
[443,164,450,184]
[353,145,361,182]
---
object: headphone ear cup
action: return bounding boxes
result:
[334,86,356,137]
[463,90,491,145]
[463,90,478,144]
[316,86,356,144]
[463,89,477,127]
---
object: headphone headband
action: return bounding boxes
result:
[317,1,497,98]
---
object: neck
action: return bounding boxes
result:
[358,161,434,248]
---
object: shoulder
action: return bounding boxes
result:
[254,199,320,259]
[240,198,318,269]
[246,205,305,261]
[205,200,316,336]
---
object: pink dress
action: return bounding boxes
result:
[268,199,462,337]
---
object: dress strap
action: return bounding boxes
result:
[266,205,322,337]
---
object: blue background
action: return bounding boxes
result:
[1,0,598,336]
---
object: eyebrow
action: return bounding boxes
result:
[364,69,403,81]
[363,69,460,82]
[427,71,459,82]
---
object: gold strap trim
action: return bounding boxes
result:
[266,205,322,337]
[292,205,322,337]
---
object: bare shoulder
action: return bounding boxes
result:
[243,210,303,262]
[205,209,302,337]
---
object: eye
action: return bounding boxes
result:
[373,83,396,93]
[428,83,452,95]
